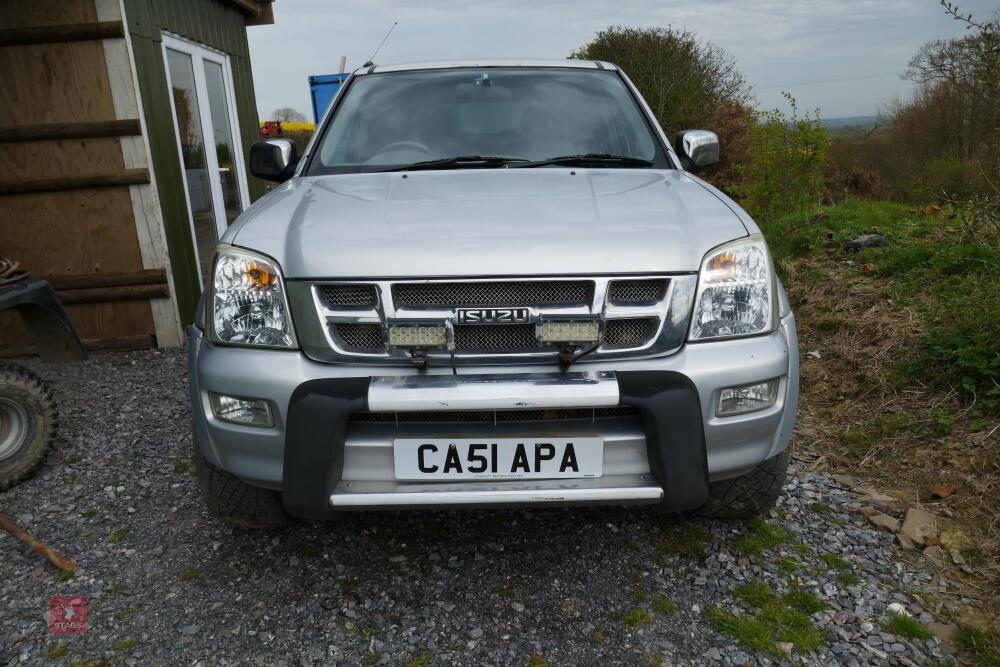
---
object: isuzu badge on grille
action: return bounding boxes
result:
[455,308,531,324]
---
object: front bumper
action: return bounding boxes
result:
[190,313,798,518]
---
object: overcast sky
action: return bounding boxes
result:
[247,0,995,121]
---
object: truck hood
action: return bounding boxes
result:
[228,169,748,278]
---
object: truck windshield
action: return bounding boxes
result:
[307,67,668,174]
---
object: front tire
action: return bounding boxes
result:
[696,447,791,519]
[0,364,56,491]
[192,439,291,529]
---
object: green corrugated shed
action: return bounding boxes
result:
[124,0,267,324]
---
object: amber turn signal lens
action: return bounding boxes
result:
[245,261,277,289]
[705,251,737,273]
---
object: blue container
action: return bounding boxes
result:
[309,73,351,124]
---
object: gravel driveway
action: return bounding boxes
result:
[2,350,958,666]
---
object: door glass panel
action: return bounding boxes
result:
[203,60,243,227]
[166,47,216,288]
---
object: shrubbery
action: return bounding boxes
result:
[732,94,829,221]
[825,3,998,206]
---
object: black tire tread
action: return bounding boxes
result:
[192,442,291,529]
[0,363,56,491]
[696,446,791,519]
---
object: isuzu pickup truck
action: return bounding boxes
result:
[188,60,799,528]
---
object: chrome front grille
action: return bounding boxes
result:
[609,279,667,303]
[604,318,659,349]
[393,280,593,308]
[453,323,540,353]
[321,284,379,308]
[302,274,698,365]
[334,323,384,351]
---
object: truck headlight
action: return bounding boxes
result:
[208,246,297,348]
[689,236,776,341]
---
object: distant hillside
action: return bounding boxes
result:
[820,115,880,130]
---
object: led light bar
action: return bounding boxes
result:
[538,319,600,345]
[387,322,448,348]
[209,392,274,427]
[716,379,780,417]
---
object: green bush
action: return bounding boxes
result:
[733,93,828,221]
[904,275,1000,412]
[913,156,984,201]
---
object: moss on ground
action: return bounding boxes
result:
[883,612,933,641]
[656,523,711,560]
[622,609,654,629]
[709,580,826,655]
[734,520,792,555]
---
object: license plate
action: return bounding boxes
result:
[393,438,603,480]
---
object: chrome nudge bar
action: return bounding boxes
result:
[329,477,663,508]
[367,371,619,412]
[287,274,699,366]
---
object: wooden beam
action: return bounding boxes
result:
[0,21,124,47]
[57,283,169,305]
[226,0,275,26]
[245,2,275,26]
[227,0,260,13]
[0,169,149,196]
[45,269,166,291]
[0,335,156,359]
[0,120,142,143]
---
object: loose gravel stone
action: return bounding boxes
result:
[1,350,958,665]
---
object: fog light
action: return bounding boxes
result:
[209,393,274,427]
[717,379,780,417]
[538,320,600,344]
[387,323,447,348]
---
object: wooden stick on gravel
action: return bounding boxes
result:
[0,511,77,573]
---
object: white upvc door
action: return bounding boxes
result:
[161,32,250,289]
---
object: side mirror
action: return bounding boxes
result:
[674,130,720,171]
[249,139,299,182]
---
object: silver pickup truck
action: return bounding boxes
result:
[188,60,799,528]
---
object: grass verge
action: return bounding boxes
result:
[956,626,1000,667]
[763,198,1000,611]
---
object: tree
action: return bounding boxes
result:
[887,3,999,188]
[270,107,307,123]
[571,26,752,137]
[571,26,753,188]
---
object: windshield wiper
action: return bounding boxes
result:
[371,155,529,172]
[515,153,654,168]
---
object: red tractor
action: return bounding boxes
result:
[259,120,283,140]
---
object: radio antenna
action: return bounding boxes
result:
[363,22,397,67]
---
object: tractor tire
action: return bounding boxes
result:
[0,364,57,491]
[192,438,291,530]
[696,447,791,520]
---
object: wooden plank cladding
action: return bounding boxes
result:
[0,21,124,47]
[0,334,155,359]
[32,269,172,305]
[58,283,169,305]
[0,119,142,143]
[0,2,159,351]
[0,168,149,196]
[46,269,166,291]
